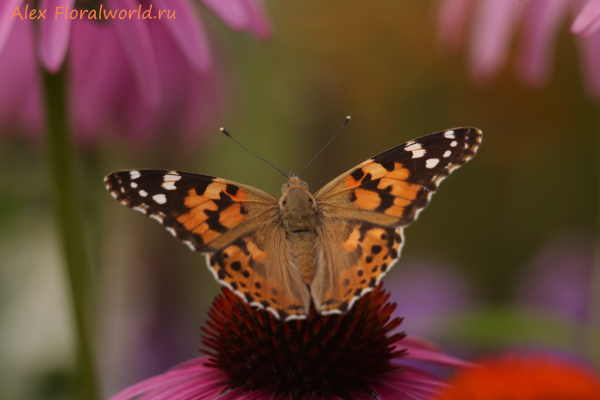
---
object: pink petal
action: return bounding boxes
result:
[154,0,211,72]
[575,26,600,99]
[107,0,160,106]
[469,0,525,81]
[402,347,477,369]
[436,0,477,51]
[200,0,249,31]
[516,0,571,85]
[0,0,24,56]
[108,359,219,400]
[240,0,272,40]
[38,0,75,72]
[571,0,600,37]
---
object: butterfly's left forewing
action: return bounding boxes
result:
[311,127,482,314]
[105,170,311,320]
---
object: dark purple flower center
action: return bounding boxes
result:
[201,285,405,400]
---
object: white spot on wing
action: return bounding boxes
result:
[130,182,138,188]
[166,227,177,237]
[285,314,307,321]
[320,309,343,316]
[164,174,181,182]
[133,206,147,214]
[162,182,177,190]
[412,149,426,158]
[130,170,141,179]
[405,143,422,151]
[266,307,281,320]
[150,214,164,223]
[443,150,451,158]
[183,240,195,251]
[110,191,118,199]
[444,130,455,139]
[450,141,458,147]
[426,158,440,168]
[139,190,148,197]
[153,194,167,204]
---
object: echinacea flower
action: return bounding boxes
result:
[433,353,600,400]
[108,285,472,400]
[436,0,600,98]
[0,0,271,145]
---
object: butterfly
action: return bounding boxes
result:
[105,127,482,321]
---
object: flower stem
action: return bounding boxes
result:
[42,66,100,400]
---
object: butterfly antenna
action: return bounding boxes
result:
[220,127,289,180]
[299,116,351,179]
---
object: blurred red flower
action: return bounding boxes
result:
[434,353,600,400]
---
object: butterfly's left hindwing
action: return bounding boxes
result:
[311,127,482,314]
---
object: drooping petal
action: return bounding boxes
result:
[107,0,160,106]
[38,0,75,72]
[200,0,249,31]
[240,0,272,40]
[576,27,600,97]
[516,0,571,85]
[153,0,211,72]
[437,0,477,51]
[571,0,600,37]
[108,358,225,400]
[0,18,43,138]
[69,19,135,144]
[0,0,24,57]
[469,0,525,81]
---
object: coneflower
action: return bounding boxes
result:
[109,285,471,400]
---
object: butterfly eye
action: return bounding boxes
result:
[308,198,314,204]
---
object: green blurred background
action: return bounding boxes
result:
[0,1,597,399]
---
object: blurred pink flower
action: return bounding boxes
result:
[0,0,271,145]
[436,0,600,98]
[108,286,473,400]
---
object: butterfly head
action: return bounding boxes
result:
[280,171,317,228]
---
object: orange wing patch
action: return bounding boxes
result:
[318,222,403,315]
[342,161,423,221]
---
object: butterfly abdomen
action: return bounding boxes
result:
[280,183,320,286]
[289,231,317,284]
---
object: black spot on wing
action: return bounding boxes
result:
[351,168,364,181]
[226,184,239,196]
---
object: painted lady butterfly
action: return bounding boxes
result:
[105,127,482,321]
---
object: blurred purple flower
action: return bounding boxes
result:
[436,0,600,98]
[385,260,476,338]
[0,0,271,145]
[516,231,594,324]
